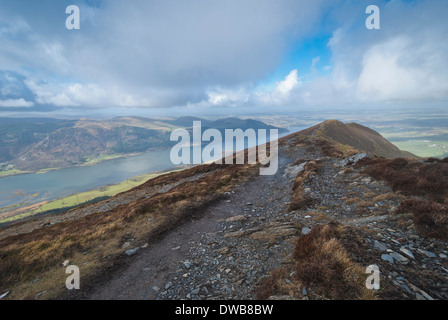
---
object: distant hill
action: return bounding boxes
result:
[0,118,76,163]
[0,116,285,172]
[165,116,286,132]
[297,119,416,158]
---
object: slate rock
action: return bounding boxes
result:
[381,254,394,264]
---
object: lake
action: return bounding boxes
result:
[0,126,304,211]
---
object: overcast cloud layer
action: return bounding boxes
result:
[0,0,447,115]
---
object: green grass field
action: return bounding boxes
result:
[81,153,124,166]
[380,129,448,158]
[0,169,32,177]
[0,154,128,179]
[391,140,448,158]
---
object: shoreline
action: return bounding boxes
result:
[0,149,166,179]
[0,126,291,179]
[0,166,187,225]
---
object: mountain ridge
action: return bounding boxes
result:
[0,116,285,172]
[291,119,417,159]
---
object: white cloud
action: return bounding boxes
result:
[201,69,302,108]
[25,80,152,108]
[274,69,300,97]
[182,1,448,110]
[250,69,301,106]
[0,98,33,107]
[357,36,448,102]
[248,0,448,109]
[207,87,250,107]
[1,0,447,112]
[0,0,327,109]
[327,0,448,105]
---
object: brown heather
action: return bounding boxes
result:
[255,223,376,300]
[356,157,448,201]
[0,160,259,299]
[357,156,448,240]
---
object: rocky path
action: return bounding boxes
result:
[299,154,448,300]
[86,144,448,300]
[87,145,310,299]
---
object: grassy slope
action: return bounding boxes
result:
[0,159,259,299]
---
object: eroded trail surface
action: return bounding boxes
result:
[86,141,448,300]
[88,145,309,299]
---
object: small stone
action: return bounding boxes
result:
[418,249,437,258]
[184,261,191,269]
[381,254,394,264]
[390,252,409,264]
[172,246,181,251]
[373,241,388,252]
[165,282,172,290]
[439,253,447,259]
[415,293,426,300]
[226,215,248,223]
[191,288,200,295]
[269,295,300,300]
[301,227,312,235]
[420,290,434,300]
[400,247,415,259]
[223,285,232,293]
[218,247,230,255]
[400,283,414,295]
[152,286,160,292]
[125,247,139,256]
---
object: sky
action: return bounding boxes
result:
[0,0,447,118]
